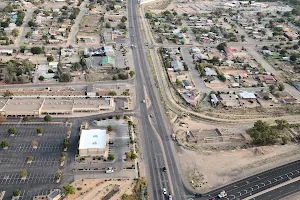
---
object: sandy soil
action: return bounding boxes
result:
[178,144,300,193]
[66,179,135,200]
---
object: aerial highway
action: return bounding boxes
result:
[128,0,186,199]
[128,1,300,200]
[199,159,300,200]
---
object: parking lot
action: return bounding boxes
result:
[4,142,63,153]
[74,119,134,176]
[0,172,56,185]
[0,156,60,167]
[0,122,71,200]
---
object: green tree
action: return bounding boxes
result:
[30,46,42,54]
[28,20,35,27]
[253,120,269,132]
[38,76,45,81]
[8,127,16,135]
[105,22,111,28]
[11,29,19,37]
[121,194,128,200]
[121,16,127,23]
[55,170,62,180]
[44,114,52,122]
[249,120,280,146]
[108,153,114,160]
[115,115,121,120]
[63,184,75,196]
[107,125,113,132]
[217,74,226,82]
[275,119,289,130]
[20,169,27,178]
[63,139,69,148]
[278,83,285,91]
[73,62,82,70]
[0,140,8,148]
[13,189,21,197]
[217,42,227,51]
[59,73,72,82]
[269,84,276,94]
[0,21,9,28]
[23,116,31,122]
[27,156,34,162]
[3,90,13,97]
[129,71,135,77]
[181,27,188,33]
[290,54,297,62]
[36,128,43,134]
[47,55,54,62]
[175,79,182,87]
[108,90,117,96]
[145,12,152,19]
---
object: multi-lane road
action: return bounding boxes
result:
[129,1,300,200]
[128,0,186,199]
[201,160,300,200]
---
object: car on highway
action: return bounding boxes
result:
[162,167,167,172]
[105,167,114,174]
[169,194,172,200]
[163,188,167,195]
[142,100,146,103]
[218,190,227,198]
[150,114,153,118]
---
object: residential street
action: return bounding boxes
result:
[66,0,89,46]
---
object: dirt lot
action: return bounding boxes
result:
[178,144,300,193]
[66,179,135,200]
[86,68,128,82]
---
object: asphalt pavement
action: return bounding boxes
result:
[200,159,300,200]
[254,179,300,200]
[129,0,186,199]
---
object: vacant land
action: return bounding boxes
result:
[178,144,300,193]
[66,179,135,200]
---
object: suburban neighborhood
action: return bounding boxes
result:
[0,0,300,200]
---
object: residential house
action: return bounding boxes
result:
[224,47,233,57]
[238,91,256,100]
[204,67,217,76]
[61,48,75,57]
[194,53,209,60]
[171,60,184,71]
[49,62,59,70]
[258,75,277,84]
[190,46,201,54]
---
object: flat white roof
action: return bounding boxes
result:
[79,129,107,150]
